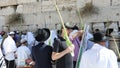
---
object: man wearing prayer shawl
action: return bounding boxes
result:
[16,39,31,67]
[0,48,6,68]
[2,32,17,68]
[80,32,118,68]
[0,33,6,68]
[21,32,35,51]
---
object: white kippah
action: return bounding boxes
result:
[21,39,27,43]
[9,31,15,35]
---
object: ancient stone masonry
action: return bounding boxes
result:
[0,0,17,7]
[0,0,37,7]
[0,0,77,15]
[0,0,120,31]
[0,0,77,31]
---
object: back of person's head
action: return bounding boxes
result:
[0,31,6,36]
[94,29,100,33]
[118,27,120,32]
[90,32,107,43]
[22,30,27,35]
[105,28,113,37]
[21,39,27,44]
[9,31,15,36]
[9,32,15,39]
[72,25,79,30]
[35,28,50,42]
[57,30,62,35]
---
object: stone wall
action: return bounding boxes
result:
[0,0,78,32]
[0,0,120,32]
[77,0,120,31]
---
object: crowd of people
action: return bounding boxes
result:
[0,22,119,68]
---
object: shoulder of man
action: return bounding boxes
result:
[107,49,117,56]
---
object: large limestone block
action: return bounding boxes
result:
[41,1,54,5]
[41,5,56,12]
[16,5,23,13]
[77,0,86,9]
[0,16,7,31]
[112,0,120,6]
[16,2,57,14]
[16,3,41,14]
[17,0,37,4]
[0,0,17,7]
[0,6,15,15]
[0,16,5,25]
[93,0,110,7]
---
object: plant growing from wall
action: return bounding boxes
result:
[7,13,24,24]
[67,7,72,11]
[80,1,99,16]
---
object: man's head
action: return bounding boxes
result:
[22,30,27,35]
[0,31,6,36]
[35,28,50,42]
[61,22,74,36]
[94,29,100,33]
[72,25,79,30]
[20,39,27,45]
[90,32,107,46]
[9,31,15,38]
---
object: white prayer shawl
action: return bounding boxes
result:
[16,45,31,67]
[45,30,57,46]
[0,35,6,68]
[80,43,118,68]
[26,32,35,46]
[21,32,35,46]
[3,36,17,61]
[0,48,6,68]
[21,35,27,40]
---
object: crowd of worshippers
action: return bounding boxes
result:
[0,22,118,68]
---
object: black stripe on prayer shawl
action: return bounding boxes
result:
[0,56,3,61]
[0,59,3,67]
[0,56,4,67]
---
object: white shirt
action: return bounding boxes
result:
[3,36,17,61]
[80,43,118,68]
[45,30,57,46]
[16,45,31,67]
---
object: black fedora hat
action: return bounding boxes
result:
[35,28,50,42]
[89,32,107,43]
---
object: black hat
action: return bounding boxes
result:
[72,25,79,30]
[89,32,107,43]
[35,28,50,42]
